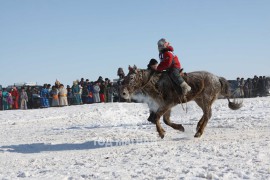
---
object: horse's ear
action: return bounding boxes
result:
[133,65,138,73]
[128,65,133,72]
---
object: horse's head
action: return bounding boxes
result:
[120,65,144,100]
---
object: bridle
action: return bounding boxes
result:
[137,69,155,91]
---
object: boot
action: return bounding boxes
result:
[180,81,191,95]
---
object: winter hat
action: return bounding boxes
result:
[147,59,158,69]
[148,58,158,66]
[157,38,168,52]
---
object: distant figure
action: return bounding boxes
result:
[0,90,2,110]
[117,68,125,79]
[67,85,73,106]
[7,93,13,109]
[40,84,50,108]
[50,86,59,107]
[11,87,19,109]
[244,78,253,98]
[2,88,9,110]
[59,84,68,106]
[240,78,245,98]
[252,75,258,97]
[99,81,106,103]
[20,87,28,110]
[93,81,101,103]
[257,76,264,97]
[87,82,94,104]
[72,81,81,105]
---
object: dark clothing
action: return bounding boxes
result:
[169,68,185,85]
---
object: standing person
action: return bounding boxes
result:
[117,68,125,79]
[72,81,81,105]
[20,87,28,110]
[239,78,245,98]
[93,81,100,103]
[0,90,2,110]
[104,78,112,102]
[99,82,105,103]
[257,76,264,97]
[67,85,73,105]
[155,38,191,96]
[262,76,267,96]
[116,68,126,102]
[2,88,9,110]
[7,93,13,109]
[11,87,19,109]
[245,78,253,98]
[252,75,258,97]
[59,84,68,106]
[55,79,61,89]
[81,85,89,104]
[87,82,94,104]
[40,84,50,108]
[79,78,85,87]
[97,76,104,83]
[50,86,59,107]
[87,81,94,104]
[26,86,33,109]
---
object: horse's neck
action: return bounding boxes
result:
[140,70,152,85]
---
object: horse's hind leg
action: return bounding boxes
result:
[194,97,215,137]
[163,109,185,132]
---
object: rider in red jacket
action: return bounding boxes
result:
[155,38,191,96]
[156,46,181,71]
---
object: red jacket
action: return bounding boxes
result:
[156,46,181,72]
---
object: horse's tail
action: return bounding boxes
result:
[219,77,243,110]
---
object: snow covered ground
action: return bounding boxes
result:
[0,97,269,179]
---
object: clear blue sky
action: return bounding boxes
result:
[1,0,269,87]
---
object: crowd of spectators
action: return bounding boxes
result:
[0,74,125,111]
[232,75,270,98]
[1,70,269,111]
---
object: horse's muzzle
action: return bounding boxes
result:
[120,87,131,100]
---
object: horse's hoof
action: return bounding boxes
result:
[179,125,185,132]
[194,132,202,138]
[159,134,165,139]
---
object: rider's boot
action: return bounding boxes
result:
[180,81,191,96]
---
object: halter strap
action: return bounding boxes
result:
[139,70,155,90]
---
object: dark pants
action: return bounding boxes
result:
[169,68,184,85]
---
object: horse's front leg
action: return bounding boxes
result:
[152,107,171,139]
[148,112,165,138]
[147,111,156,124]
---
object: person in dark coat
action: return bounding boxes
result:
[147,58,158,70]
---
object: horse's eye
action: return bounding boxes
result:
[129,75,135,80]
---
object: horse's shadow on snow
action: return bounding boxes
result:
[0,141,124,154]
[0,139,159,154]
[0,136,191,154]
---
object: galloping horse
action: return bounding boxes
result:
[120,65,242,138]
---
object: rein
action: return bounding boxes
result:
[139,70,155,90]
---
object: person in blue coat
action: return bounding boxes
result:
[40,84,50,108]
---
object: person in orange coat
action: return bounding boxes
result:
[11,86,19,109]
